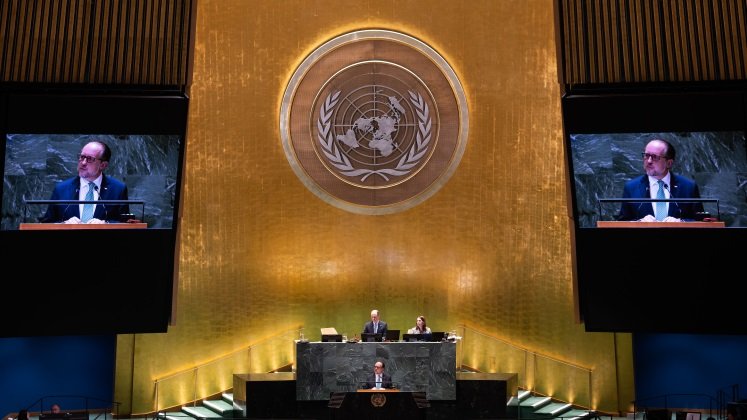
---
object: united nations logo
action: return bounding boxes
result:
[370,392,387,407]
[316,68,433,186]
[281,30,468,215]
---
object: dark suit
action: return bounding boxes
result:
[618,173,704,221]
[364,372,393,389]
[40,175,130,223]
[362,320,388,336]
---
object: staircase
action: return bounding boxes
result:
[159,388,597,420]
[157,393,239,420]
[507,389,596,420]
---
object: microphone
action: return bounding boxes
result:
[94,184,109,221]
[664,183,681,217]
[635,184,650,213]
[60,184,81,221]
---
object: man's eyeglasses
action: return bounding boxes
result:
[642,152,669,162]
[78,154,101,163]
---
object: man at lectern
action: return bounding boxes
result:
[362,309,388,336]
[364,360,393,389]
[40,141,130,224]
[618,139,704,222]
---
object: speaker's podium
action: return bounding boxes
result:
[329,389,429,420]
[19,222,147,230]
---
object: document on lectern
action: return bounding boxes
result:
[321,327,338,335]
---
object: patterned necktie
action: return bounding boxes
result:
[656,180,667,221]
[81,182,95,222]
[374,323,378,334]
[376,374,381,388]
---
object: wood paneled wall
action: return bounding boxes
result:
[0,0,195,89]
[555,0,747,85]
[2,2,744,98]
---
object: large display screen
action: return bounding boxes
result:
[0,91,187,337]
[2,133,180,230]
[569,131,747,228]
[562,88,747,334]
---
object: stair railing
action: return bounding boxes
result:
[456,324,594,410]
[632,392,721,420]
[20,395,120,419]
[152,326,302,412]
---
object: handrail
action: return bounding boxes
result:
[634,386,743,420]
[456,324,594,411]
[21,395,120,417]
[457,324,593,371]
[148,326,302,414]
[632,392,721,419]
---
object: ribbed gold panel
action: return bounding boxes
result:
[114,0,634,416]
[0,0,194,87]
[556,0,747,84]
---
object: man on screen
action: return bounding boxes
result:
[618,139,704,222]
[40,141,130,224]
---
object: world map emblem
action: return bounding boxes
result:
[281,30,468,215]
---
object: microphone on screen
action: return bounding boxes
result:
[94,184,109,221]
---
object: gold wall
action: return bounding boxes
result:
[114,0,634,414]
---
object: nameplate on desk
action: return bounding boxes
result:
[19,223,148,230]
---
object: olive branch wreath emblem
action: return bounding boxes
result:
[317,90,432,182]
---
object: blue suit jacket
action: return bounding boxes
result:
[618,173,704,221]
[364,372,393,389]
[362,320,388,336]
[40,175,130,223]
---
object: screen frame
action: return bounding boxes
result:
[2,133,182,230]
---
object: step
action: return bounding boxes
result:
[535,402,573,417]
[221,392,233,405]
[181,406,224,419]
[517,396,553,417]
[564,409,595,420]
[157,412,195,420]
[520,396,553,409]
[507,389,534,406]
[201,399,234,416]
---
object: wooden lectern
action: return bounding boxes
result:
[19,223,147,230]
[597,221,725,228]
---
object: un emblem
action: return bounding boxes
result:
[281,30,468,215]
[370,392,387,407]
